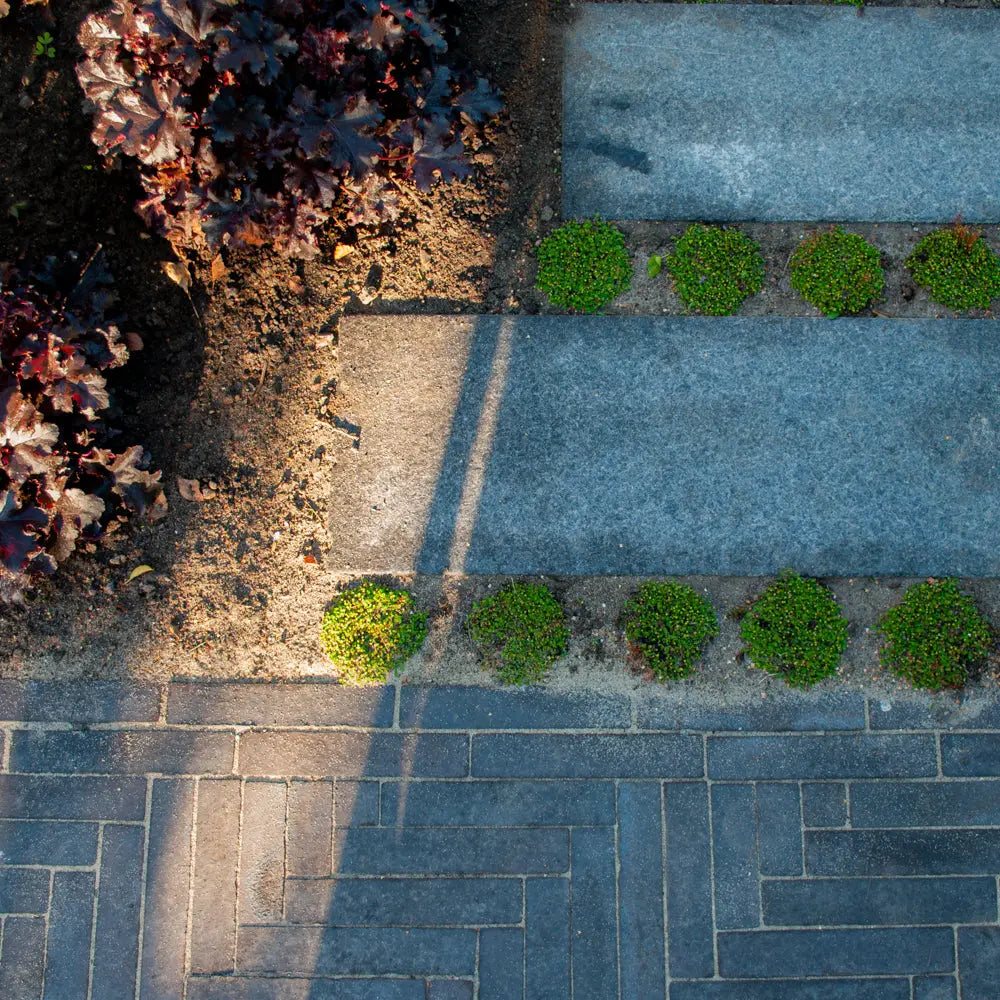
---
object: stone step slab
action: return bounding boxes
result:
[330,315,1000,576]
[563,4,1000,222]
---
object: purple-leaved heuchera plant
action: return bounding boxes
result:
[0,253,165,602]
[76,0,502,258]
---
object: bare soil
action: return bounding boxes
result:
[1,0,998,700]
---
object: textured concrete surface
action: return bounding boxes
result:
[2,680,999,998]
[330,315,1000,576]
[563,5,1000,222]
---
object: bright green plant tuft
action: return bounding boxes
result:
[535,217,632,312]
[319,581,427,686]
[665,224,765,315]
[624,581,718,681]
[905,224,1000,312]
[790,227,884,318]
[877,578,994,691]
[741,571,849,688]
[468,581,570,685]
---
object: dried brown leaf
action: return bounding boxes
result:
[162,260,191,292]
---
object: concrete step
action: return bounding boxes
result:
[329,316,1000,577]
[563,4,1000,222]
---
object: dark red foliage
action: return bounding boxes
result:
[76,0,503,259]
[0,254,165,603]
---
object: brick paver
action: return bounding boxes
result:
[1,682,998,998]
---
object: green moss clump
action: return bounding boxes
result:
[905,224,1000,312]
[535,217,632,312]
[740,571,849,688]
[624,581,718,681]
[665,224,765,315]
[319,581,427,685]
[877,578,994,691]
[468,581,570,685]
[790,227,884,318]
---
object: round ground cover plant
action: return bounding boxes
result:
[877,578,994,691]
[665,224,765,315]
[319,581,427,685]
[624,581,718,681]
[790,227,884,318]
[741,571,849,688]
[468,581,570,685]
[535,217,632,312]
[905,224,1000,312]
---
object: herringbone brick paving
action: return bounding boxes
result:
[0,681,999,998]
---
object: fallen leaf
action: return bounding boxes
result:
[209,254,226,285]
[303,554,319,565]
[162,260,191,292]
[288,274,305,295]
[334,244,354,261]
[124,331,144,352]
[177,477,207,502]
[647,254,663,279]
[128,564,154,582]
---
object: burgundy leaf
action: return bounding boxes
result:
[0,390,59,485]
[0,490,49,574]
[411,122,471,190]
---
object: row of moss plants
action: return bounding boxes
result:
[318,575,995,693]
[535,219,1000,317]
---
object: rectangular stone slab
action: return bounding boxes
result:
[330,316,1000,576]
[563,5,1000,222]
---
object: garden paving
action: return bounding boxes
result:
[562,5,1000,222]
[1,680,999,998]
[329,315,1000,577]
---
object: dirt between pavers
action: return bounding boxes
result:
[1,0,998,681]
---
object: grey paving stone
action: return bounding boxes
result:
[333,828,568,875]
[285,876,522,926]
[141,780,195,1000]
[238,780,286,924]
[617,782,665,998]
[186,979,426,1000]
[10,730,234,775]
[801,782,848,828]
[472,733,702,778]
[570,827,618,1000]
[91,825,144,1000]
[807,829,1000,876]
[43,871,94,1000]
[237,925,476,976]
[0,774,147,820]
[0,870,49,915]
[428,981,474,1000]
[761,876,998,927]
[380,779,615,827]
[867,696,1000,731]
[914,976,959,1000]
[711,783,759,929]
[941,734,1000,776]
[0,681,160,722]
[563,5,1000,222]
[190,779,240,973]
[479,927,525,1000]
[287,780,333,876]
[400,684,630,730]
[336,316,1000,577]
[168,682,394,727]
[669,982,911,1000]
[525,878,570,1000]
[958,926,1000,1000]
[756,783,803,877]
[717,927,954,978]
[0,820,98,866]
[335,780,380,826]
[665,782,714,979]
[637,692,866,732]
[238,731,468,778]
[708,735,937,780]
[0,916,45,1000]
[851,780,1000,827]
